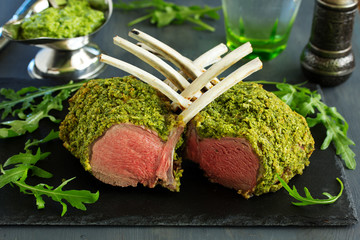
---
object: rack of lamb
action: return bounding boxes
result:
[59,29,314,197]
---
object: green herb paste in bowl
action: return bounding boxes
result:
[20,0,105,39]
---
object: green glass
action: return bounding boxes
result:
[222,0,302,61]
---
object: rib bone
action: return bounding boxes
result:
[100,30,263,124]
[180,42,252,100]
[192,43,228,80]
[164,43,228,96]
[140,42,228,75]
[113,36,190,91]
[129,29,202,80]
[136,43,162,57]
[180,58,263,124]
[99,54,191,109]
[129,29,216,89]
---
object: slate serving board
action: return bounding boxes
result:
[0,78,357,226]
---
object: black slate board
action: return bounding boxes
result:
[0,78,358,226]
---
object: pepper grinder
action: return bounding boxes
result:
[300,0,358,87]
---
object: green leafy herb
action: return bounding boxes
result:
[24,129,59,150]
[0,131,99,216]
[0,148,52,188]
[0,81,85,139]
[15,177,99,217]
[114,0,221,31]
[277,174,343,206]
[255,80,356,170]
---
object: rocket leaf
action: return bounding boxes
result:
[277,174,343,206]
[0,131,99,216]
[0,81,85,138]
[0,148,52,188]
[24,129,59,150]
[15,177,99,217]
[114,0,221,32]
[3,148,50,167]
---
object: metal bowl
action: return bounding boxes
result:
[2,0,113,80]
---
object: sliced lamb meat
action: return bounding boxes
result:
[186,127,260,197]
[185,81,315,198]
[59,76,184,191]
[91,124,166,188]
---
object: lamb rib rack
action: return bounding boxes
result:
[60,29,262,193]
[60,29,314,198]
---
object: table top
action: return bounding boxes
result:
[1,0,360,239]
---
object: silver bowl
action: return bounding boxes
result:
[1,0,113,80]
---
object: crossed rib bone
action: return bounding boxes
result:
[99,29,263,124]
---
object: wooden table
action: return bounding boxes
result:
[0,0,359,239]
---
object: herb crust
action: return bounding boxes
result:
[59,76,180,172]
[193,82,315,196]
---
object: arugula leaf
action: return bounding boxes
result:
[25,130,59,150]
[0,86,38,120]
[0,130,99,216]
[255,80,356,170]
[277,174,343,206]
[15,177,99,217]
[0,164,31,188]
[3,148,50,167]
[114,0,221,31]
[0,81,85,139]
[0,148,52,188]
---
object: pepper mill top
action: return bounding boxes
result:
[300,0,358,87]
[322,0,357,6]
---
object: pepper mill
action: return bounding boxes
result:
[300,0,358,87]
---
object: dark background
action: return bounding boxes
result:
[1,0,360,239]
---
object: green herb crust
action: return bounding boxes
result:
[59,76,181,173]
[20,0,105,39]
[193,82,315,196]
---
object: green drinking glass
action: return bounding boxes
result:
[222,0,302,60]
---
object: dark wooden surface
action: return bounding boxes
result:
[1,0,360,239]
